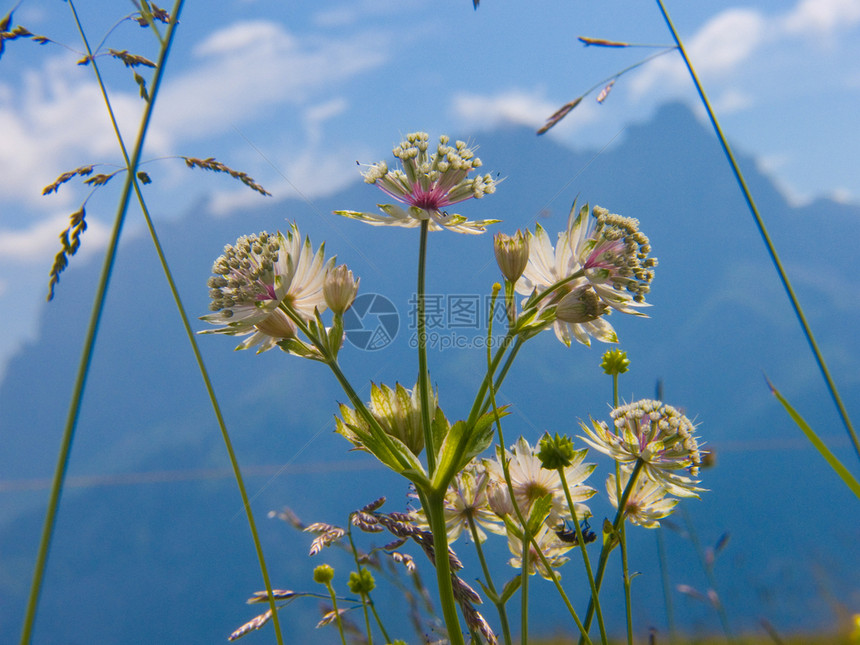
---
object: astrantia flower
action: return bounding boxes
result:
[607,468,679,528]
[336,381,439,456]
[412,462,505,544]
[200,225,334,353]
[334,132,500,234]
[485,436,595,526]
[580,399,704,498]
[516,203,656,346]
[506,523,575,579]
[567,205,656,314]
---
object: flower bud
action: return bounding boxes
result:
[324,264,359,315]
[486,479,514,517]
[600,348,630,376]
[537,432,576,470]
[347,569,375,595]
[313,564,335,584]
[494,230,530,282]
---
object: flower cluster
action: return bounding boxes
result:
[580,399,703,498]
[200,224,360,358]
[515,203,656,346]
[334,132,500,234]
[411,436,596,580]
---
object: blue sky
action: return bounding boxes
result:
[1,0,859,377]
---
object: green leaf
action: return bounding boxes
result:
[499,575,522,603]
[602,517,620,551]
[474,578,500,605]
[526,493,553,535]
[432,407,509,491]
[769,379,860,498]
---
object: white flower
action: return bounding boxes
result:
[580,399,704,498]
[334,132,500,234]
[485,437,595,527]
[506,523,574,580]
[412,463,506,544]
[200,224,333,353]
[607,468,679,528]
[516,203,656,346]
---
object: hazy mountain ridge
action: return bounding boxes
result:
[1,102,858,642]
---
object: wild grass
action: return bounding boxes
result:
[3,1,856,644]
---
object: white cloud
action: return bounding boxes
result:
[0,56,143,209]
[451,87,591,132]
[153,21,389,141]
[0,211,110,264]
[688,9,767,75]
[781,0,860,37]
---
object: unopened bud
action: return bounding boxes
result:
[494,230,530,282]
[324,264,359,315]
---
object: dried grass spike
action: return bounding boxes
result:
[247,589,296,604]
[316,608,348,628]
[109,48,156,68]
[360,497,386,513]
[84,172,118,187]
[42,165,95,196]
[47,206,86,301]
[228,609,272,641]
[182,156,271,196]
[133,72,149,101]
[135,2,170,27]
[537,97,582,135]
[597,79,616,104]
[578,36,630,48]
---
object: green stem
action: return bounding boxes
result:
[416,220,437,473]
[425,490,466,645]
[617,461,633,645]
[466,516,513,645]
[346,524,388,645]
[655,0,860,462]
[324,581,348,645]
[19,4,185,643]
[519,529,530,645]
[559,473,607,644]
[526,533,593,645]
[579,458,646,644]
[83,10,285,644]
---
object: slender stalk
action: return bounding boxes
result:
[519,528,530,645]
[466,516,513,645]
[416,220,437,473]
[72,6,284,641]
[346,524,389,644]
[559,474,607,644]
[526,533,593,645]
[655,0,860,461]
[425,489,466,645]
[322,579,348,645]
[19,4,184,643]
[579,458,646,644]
[617,461,633,645]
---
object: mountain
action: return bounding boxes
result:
[1,102,858,643]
